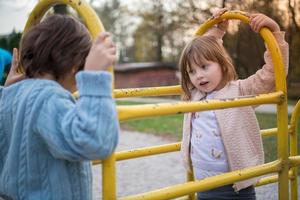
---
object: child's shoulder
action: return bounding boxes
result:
[4,79,68,102]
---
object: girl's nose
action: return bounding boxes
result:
[196,70,204,79]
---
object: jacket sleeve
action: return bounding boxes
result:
[238,31,289,95]
[34,71,119,161]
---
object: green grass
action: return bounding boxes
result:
[117,100,183,139]
[117,100,300,162]
[288,98,300,106]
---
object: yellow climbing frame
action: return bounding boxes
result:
[24,1,298,199]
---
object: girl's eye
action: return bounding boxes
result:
[188,69,195,74]
[202,64,208,69]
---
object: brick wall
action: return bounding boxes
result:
[114,62,179,89]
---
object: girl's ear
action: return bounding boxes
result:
[71,66,79,75]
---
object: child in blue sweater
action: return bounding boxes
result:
[0,14,119,200]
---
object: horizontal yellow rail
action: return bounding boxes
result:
[73,85,182,99]
[261,126,293,137]
[93,142,181,165]
[114,85,182,98]
[120,160,281,200]
[118,91,284,121]
[289,155,300,168]
[255,170,295,187]
[92,127,293,165]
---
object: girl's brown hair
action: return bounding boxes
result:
[179,35,237,100]
[19,14,92,80]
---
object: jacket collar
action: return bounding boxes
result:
[191,83,231,101]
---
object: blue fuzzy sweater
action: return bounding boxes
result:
[0,71,119,200]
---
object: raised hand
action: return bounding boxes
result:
[212,8,229,32]
[249,13,280,33]
[4,48,25,87]
[84,32,117,71]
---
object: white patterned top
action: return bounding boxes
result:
[190,91,229,180]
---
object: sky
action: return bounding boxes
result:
[0,1,37,35]
[0,0,132,35]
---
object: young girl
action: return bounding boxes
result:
[0,15,119,200]
[179,11,289,200]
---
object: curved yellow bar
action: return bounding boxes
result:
[196,11,286,92]
[24,0,104,37]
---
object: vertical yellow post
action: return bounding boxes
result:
[277,97,289,200]
[102,154,117,200]
[260,28,289,200]
[187,171,196,200]
[290,101,300,200]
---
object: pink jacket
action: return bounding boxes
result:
[181,31,289,191]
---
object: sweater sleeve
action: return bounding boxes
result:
[34,71,119,161]
[238,31,289,95]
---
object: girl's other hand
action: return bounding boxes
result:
[204,8,228,39]
[212,8,229,32]
[249,13,280,33]
[84,32,117,71]
[4,48,25,87]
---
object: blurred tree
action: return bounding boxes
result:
[131,0,220,62]
[223,0,286,79]
[93,0,134,63]
[53,4,68,14]
[0,30,22,52]
[287,0,300,82]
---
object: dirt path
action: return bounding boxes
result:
[92,130,298,199]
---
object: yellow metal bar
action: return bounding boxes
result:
[290,100,300,200]
[289,155,300,167]
[24,0,104,37]
[261,128,278,137]
[118,92,283,121]
[93,142,181,165]
[255,170,294,187]
[186,171,196,200]
[114,85,182,98]
[92,126,280,165]
[102,154,117,200]
[73,85,182,99]
[120,160,281,200]
[256,175,278,187]
[260,126,292,137]
[115,142,180,161]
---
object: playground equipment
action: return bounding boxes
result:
[24,0,300,199]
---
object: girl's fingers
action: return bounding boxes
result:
[94,32,110,45]
[103,39,115,49]
[4,74,25,87]
[250,15,260,32]
[213,8,228,18]
[12,74,25,82]
[11,48,19,71]
[250,13,260,19]
[254,16,265,32]
[254,18,266,32]
[106,46,117,55]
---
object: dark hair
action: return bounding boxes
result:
[179,35,237,100]
[19,14,92,80]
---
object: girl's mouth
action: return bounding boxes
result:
[200,81,209,86]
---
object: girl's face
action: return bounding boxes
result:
[188,60,223,93]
